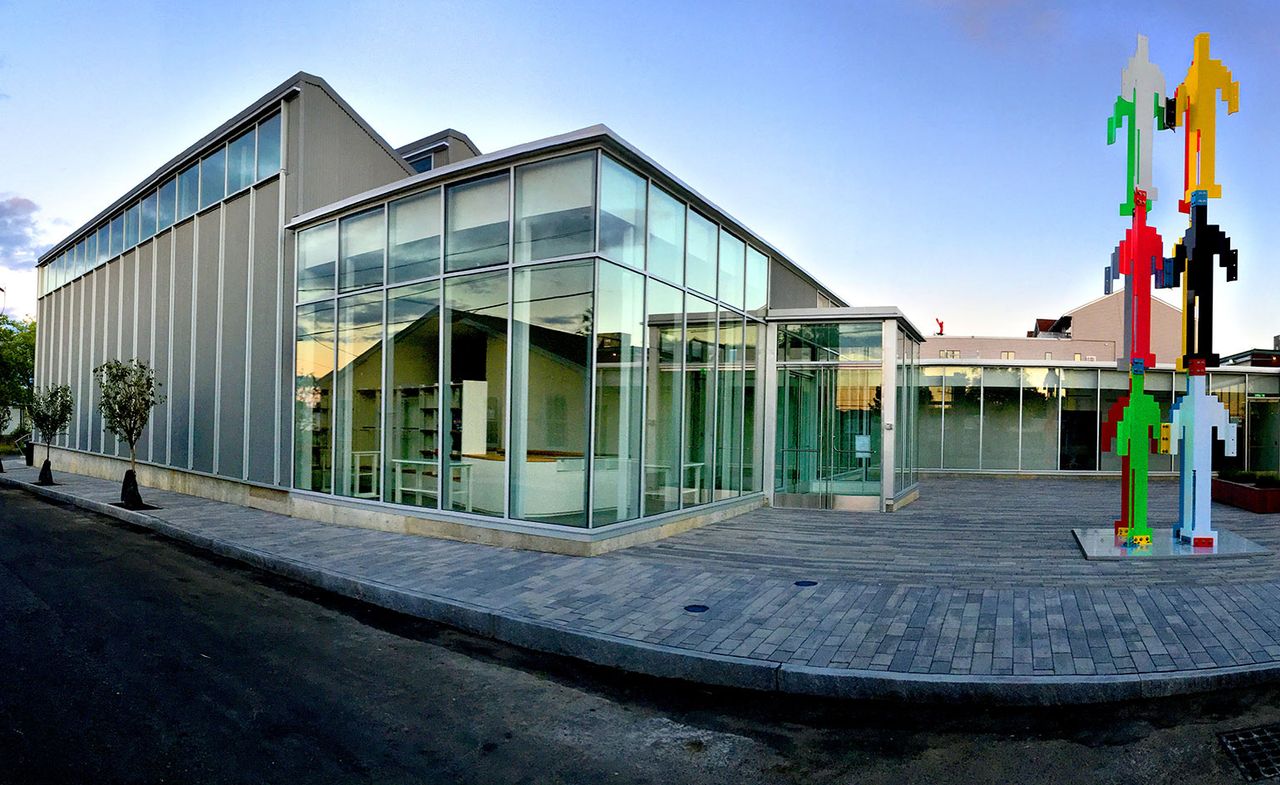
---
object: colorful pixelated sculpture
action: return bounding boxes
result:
[1108,35,1169,215]
[1113,360,1162,547]
[1168,360,1239,547]
[1112,189,1166,370]
[1160,191,1238,368]
[1174,33,1238,210]
[1100,395,1132,538]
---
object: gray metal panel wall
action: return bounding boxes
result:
[151,233,172,464]
[769,258,820,310]
[136,243,154,463]
[248,178,281,484]
[68,283,80,448]
[191,211,220,473]
[169,221,194,467]
[76,277,90,451]
[297,84,411,214]
[54,289,65,445]
[110,252,128,456]
[91,270,106,453]
[218,193,251,478]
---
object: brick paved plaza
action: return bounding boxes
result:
[5,464,1280,703]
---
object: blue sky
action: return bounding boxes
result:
[1,0,1276,351]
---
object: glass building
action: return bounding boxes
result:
[33,72,924,553]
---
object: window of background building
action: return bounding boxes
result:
[445,174,509,271]
[514,152,595,263]
[644,280,683,515]
[388,189,441,283]
[333,292,384,499]
[226,127,257,194]
[297,221,338,302]
[409,154,433,174]
[510,261,592,525]
[178,162,200,220]
[593,261,645,525]
[599,156,646,270]
[1044,352,1052,360]
[685,211,718,298]
[339,208,385,291]
[1001,351,1016,360]
[717,231,745,310]
[1074,353,1083,361]
[647,184,684,284]
[256,113,282,181]
[384,282,441,509]
[199,148,226,210]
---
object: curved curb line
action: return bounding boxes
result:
[8,475,1280,705]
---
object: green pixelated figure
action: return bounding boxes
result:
[1115,361,1163,547]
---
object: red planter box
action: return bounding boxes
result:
[1213,479,1280,514]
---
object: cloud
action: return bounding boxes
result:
[0,195,45,268]
[928,0,1064,46]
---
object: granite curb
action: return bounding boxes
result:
[7,472,1280,706]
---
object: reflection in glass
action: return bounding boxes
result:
[745,247,768,314]
[125,202,139,248]
[1247,374,1280,474]
[982,366,1019,469]
[199,147,226,210]
[443,270,508,516]
[717,231,745,310]
[109,213,124,258]
[1020,368,1059,470]
[644,280,683,515]
[1099,370,1129,471]
[226,127,256,193]
[514,152,595,263]
[647,184,684,284]
[257,113,282,180]
[715,315,743,499]
[510,262,590,524]
[1060,369,1097,470]
[778,322,882,362]
[140,190,158,241]
[943,366,981,469]
[297,221,337,302]
[385,282,441,508]
[1210,372,1246,472]
[295,301,334,493]
[388,189,441,283]
[1145,370,1174,472]
[594,262,645,525]
[445,174,509,271]
[94,225,108,266]
[339,208,385,291]
[918,368,944,470]
[600,156,646,269]
[158,178,176,231]
[334,293,383,499]
[178,163,199,220]
[684,295,717,505]
[686,211,718,297]
[743,321,763,492]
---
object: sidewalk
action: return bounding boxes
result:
[4,461,1280,705]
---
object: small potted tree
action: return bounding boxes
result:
[27,384,73,485]
[94,359,164,509]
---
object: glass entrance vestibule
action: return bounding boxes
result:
[766,311,923,512]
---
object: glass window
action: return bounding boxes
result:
[1021,368,1059,470]
[409,154,433,174]
[388,189,441,283]
[294,301,335,493]
[109,213,124,258]
[715,314,744,499]
[918,367,944,469]
[778,322,882,362]
[339,207,385,291]
[514,152,595,263]
[1209,372,1246,473]
[644,280,683,515]
[510,261,592,525]
[981,367,1020,469]
[1099,369,1129,472]
[1059,368,1097,470]
[647,184,684,284]
[443,270,508,516]
[226,127,256,194]
[1146,370,1174,472]
[81,236,93,277]
[199,147,226,210]
[445,173,509,271]
[124,202,139,248]
[742,320,764,492]
[685,211,718,297]
[333,292,383,499]
[594,262,645,525]
[158,177,176,231]
[178,162,200,219]
[94,225,108,266]
[256,112,282,180]
[943,366,981,469]
[140,190,158,241]
[385,282,441,508]
[717,231,745,310]
[599,155,645,269]
[745,247,767,313]
[684,295,718,505]
[297,221,337,302]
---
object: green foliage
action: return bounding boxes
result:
[0,403,10,436]
[94,359,165,470]
[0,315,35,411]
[1220,469,1280,489]
[28,384,73,461]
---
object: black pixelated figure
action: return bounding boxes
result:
[1168,194,1238,368]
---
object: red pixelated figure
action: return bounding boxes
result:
[1114,189,1167,369]
[1101,396,1131,536]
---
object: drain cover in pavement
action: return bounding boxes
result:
[1220,724,1280,781]
[684,604,708,613]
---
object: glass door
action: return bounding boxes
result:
[1248,398,1280,474]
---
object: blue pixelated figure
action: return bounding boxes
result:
[1168,360,1238,547]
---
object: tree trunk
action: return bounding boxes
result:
[121,469,143,509]
[37,458,53,485]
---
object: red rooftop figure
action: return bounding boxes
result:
[1114,189,1166,370]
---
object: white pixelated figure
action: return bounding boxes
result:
[1121,34,1168,202]
[1168,370,1238,546]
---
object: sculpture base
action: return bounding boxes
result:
[1074,527,1266,560]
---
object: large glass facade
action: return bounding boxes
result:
[981,367,1020,470]
[686,211,718,298]
[292,148,770,531]
[1020,368,1059,470]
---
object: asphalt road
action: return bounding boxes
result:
[0,486,1276,784]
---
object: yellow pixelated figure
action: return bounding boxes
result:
[1175,33,1239,205]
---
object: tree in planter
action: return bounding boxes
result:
[0,401,10,473]
[28,384,74,485]
[94,359,164,509]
